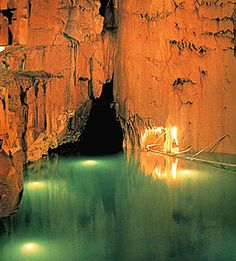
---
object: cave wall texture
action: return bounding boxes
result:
[0,0,236,162]
[116,0,236,153]
[0,0,117,161]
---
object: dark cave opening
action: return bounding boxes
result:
[99,0,116,31]
[1,9,15,25]
[8,28,13,45]
[99,0,110,17]
[79,78,123,155]
[49,78,123,156]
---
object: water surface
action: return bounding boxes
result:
[0,152,236,261]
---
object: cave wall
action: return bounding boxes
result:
[0,0,117,161]
[116,0,236,153]
[0,150,23,218]
[0,0,236,161]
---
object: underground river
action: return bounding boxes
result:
[0,152,236,261]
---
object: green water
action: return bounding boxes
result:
[0,152,236,261]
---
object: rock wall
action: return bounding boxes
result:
[0,150,23,218]
[116,0,236,153]
[0,0,117,161]
[0,0,236,161]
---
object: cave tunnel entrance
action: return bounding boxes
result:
[79,78,123,155]
[49,78,123,156]
[99,0,110,17]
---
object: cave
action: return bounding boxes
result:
[1,9,15,25]
[79,78,123,155]
[49,78,123,156]
[0,1,236,260]
[99,0,116,30]
[99,0,109,17]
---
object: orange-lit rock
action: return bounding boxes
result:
[0,13,8,45]
[116,0,236,153]
[0,0,236,162]
[0,0,116,161]
[0,150,23,218]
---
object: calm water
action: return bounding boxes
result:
[0,152,236,261]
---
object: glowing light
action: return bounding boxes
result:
[171,126,178,144]
[179,169,196,175]
[153,167,162,179]
[141,125,179,154]
[171,161,178,179]
[21,243,41,254]
[81,160,97,166]
[26,181,46,190]
[140,126,165,149]
[0,46,5,52]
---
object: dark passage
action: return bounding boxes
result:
[99,0,116,31]
[1,9,15,24]
[99,0,110,17]
[49,78,123,156]
[79,78,123,155]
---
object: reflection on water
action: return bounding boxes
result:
[0,152,236,260]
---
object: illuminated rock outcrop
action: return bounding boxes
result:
[0,0,117,161]
[0,0,235,161]
[116,0,236,153]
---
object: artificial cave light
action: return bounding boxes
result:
[152,159,178,181]
[0,46,5,52]
[178,169,197,176]
[141,126,179,154]
[26,181,46,191]
[171,160,178,180]
[171,126,178,145]
[21,242,41,254]
[81,160,97,166]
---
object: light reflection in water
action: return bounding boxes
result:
[139,152,198,182]
[171,160,177,180]
[0,152,235,261]
[26,181,46,191]
[21,242,41,254]
[80,160,98,166]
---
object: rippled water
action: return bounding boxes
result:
[0,152,236,261]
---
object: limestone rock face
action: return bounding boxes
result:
[0,0,117,161]
[116,0,236,153]
[0,0,235,161]
[0,150,23,218]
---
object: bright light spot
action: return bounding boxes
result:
[171,126,178,144]
[153,167,162,179]
[179,169,195,175]
[21,243,41,254]
[171,161,178,179]
[156,127,163,134]
[26,181,46,190]
[81,160,97,166]
[140,125,179,153]
[140,127,165,149]
[0,46,5,52]
[152,166,167,180]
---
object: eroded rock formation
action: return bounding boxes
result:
[116,0,236,153]
[0,0,118,161]
[0,150,23,218]
[0,0,236,162]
